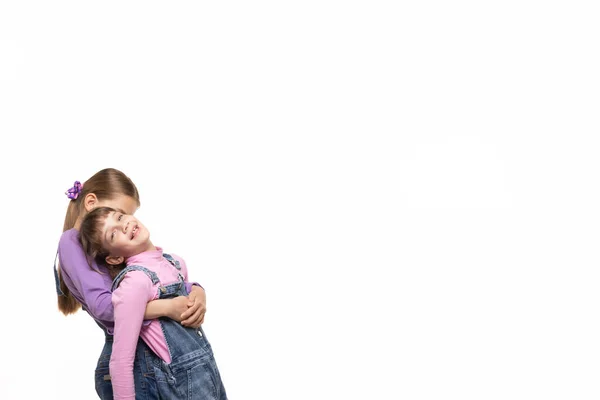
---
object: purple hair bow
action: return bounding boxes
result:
[65,181,83,200]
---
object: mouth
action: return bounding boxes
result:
[131,225,139,240]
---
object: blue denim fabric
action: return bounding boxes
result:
[152,326,226,400]
[112,255,227,400]
[94,334,161,399]
[94,337,113,399]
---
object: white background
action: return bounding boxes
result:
[1,1,599,399]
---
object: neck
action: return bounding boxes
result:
[113,242,157,264]
[144,241,157,252]
[73,215,84,231]
[132,241,156,256]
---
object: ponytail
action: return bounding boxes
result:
[57,265,81,315]
[58,197,83,315]
[62,199,80,232]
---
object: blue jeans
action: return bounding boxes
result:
[95,336,160,399]
[152,326,227,399]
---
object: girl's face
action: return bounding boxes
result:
[100,210,151,259]
[95,194,139,216]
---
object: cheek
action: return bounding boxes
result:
[104,240,115,250]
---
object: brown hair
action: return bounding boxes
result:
[80,206,126,281]
[58,168,140,315]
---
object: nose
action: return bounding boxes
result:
[120,220,130,233]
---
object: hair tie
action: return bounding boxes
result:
[65,181,83,200]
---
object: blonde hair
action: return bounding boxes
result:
[58,168,140,315]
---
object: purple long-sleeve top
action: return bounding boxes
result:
[58,228,199,334]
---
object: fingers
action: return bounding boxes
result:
[182,312,202,327]
[185,309,206,328]
[182,295,204,318]
[187,291,197,306]
[180,304,190,320]
[180,303,196,321]
[179,290,207,327]
[181,302,206,327]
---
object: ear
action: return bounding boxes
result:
[105,255,125,266]
[83,193,99,212]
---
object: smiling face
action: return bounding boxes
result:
[100,210,154,264]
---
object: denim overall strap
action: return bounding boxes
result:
[162,253,181,270]
[160,253,185,293]
[155,270,185,298]
[53,250,65,296]
[111,265,160,292]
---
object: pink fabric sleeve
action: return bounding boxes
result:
[109,271,155,400]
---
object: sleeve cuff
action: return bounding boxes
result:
[186,282,203,292]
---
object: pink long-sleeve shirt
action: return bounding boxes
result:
[110,247,191,400]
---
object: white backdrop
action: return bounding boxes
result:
[1,1,600,399]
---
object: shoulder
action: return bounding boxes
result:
[119,269,155,284]
[58,228,103,270]
[112,269,156,304]
[113,269,156,292]
[165,252,184,263]
[165,252,186,267]
[58,228,80,249]
[58,228,94,274]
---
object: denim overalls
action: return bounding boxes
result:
[111,253,227,400]
[54,253,163,399]
[94,325,163,399]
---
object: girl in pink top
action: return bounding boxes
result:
[80,206,227,400]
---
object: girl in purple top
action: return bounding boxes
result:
[54,168,207,399]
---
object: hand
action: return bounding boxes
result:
[167,296,191,322]
[181,286,206,328]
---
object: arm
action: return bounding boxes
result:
[144,280,202,321]
[144,280,203,320]
[60,231,183,324]
[110,271,154,400]
[171,254,207,327]
[144,297,189,321]
[59,231,114,323]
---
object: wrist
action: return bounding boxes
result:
[167,299,180,320]
[191,284,205,293]
[144,299,171,320]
